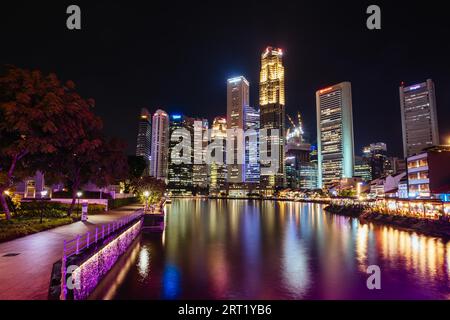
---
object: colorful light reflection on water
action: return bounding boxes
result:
[112,200,450,300]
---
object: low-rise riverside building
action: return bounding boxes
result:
[406,145,450,200]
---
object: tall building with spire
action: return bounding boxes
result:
[150,109,169,182]
[316,82,355,188]
[135,108,151,175]
[259,46,286,190]
[400,79,440,158]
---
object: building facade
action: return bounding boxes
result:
[244,105,260,183]
[135,108,152,175]
[259,46,286,190]
[226,76,250,183]
[316,82,355,188]
[167,114,194,195]
[406,146,450,199]
[362,142,388,180]
[209,117,227,194]
[193,118,209,190]
[400,79,440,158]
[150,109,169,181]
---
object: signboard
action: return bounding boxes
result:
[81,201,88,221]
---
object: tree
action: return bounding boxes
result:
[128,156,147,179]
[130,176,166,205]
[44,136,129,216]
[0,66,76,219]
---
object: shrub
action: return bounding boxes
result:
[108,197,138,210]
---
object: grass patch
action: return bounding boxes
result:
[0,215,80,243]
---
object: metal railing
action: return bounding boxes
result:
[60,209,143,299]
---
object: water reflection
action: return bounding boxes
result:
[112,200,450,300]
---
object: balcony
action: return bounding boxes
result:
[408,178,430,185]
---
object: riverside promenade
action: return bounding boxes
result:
[0,204,142,300]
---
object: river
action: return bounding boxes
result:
[105,199,449,300]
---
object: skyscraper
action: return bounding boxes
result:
[226,76,250,183]
[209,116,227,194]
[150,109,169,181]
[244,106,260,183]
[259,46,286,190]
[316,82,355,188]
[193,118,209,190]
[400,79,440,158]
[285,113,316,190]
[168,114,194,195]
[135,108,151,175]
[362,142,388,180]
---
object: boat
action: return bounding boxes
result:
[165,198,172,204]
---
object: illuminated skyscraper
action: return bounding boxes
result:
[150,109,169,181]
[400,79,440,158]
[244,106,260,183]
[135,108,151,175]
[259,46,285,190]
[316,82,355,188]
[209,117,227,194]
[168,114,194,195]
[193,118,209,189]
[227,76,250,183]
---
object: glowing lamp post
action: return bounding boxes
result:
[143,191,150,213]
[41,190,48,199]
[76,191,83,216]
[356,182,363,200]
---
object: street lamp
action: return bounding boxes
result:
[356,182,363,200]
[41,190,48,199]
[143,191,150,213]
[76,191,83,216]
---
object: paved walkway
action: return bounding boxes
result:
[0,204,143,300]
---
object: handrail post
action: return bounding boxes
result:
[86,232,90,249]
[76,235,80,255]
[95,227,98,243]
[61,240,67,300]
[102,225,105,239]
[108,224,110,235]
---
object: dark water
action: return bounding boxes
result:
[109,199,449,300]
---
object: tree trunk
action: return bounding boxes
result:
[0,190,11,220]
[67,188,78,217]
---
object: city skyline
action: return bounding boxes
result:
[1,1,449,158]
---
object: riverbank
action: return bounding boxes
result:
[207,196,331,204]
[0,204,143,300]
[324,204,450,239]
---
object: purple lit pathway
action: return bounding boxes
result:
[0,204,143,300]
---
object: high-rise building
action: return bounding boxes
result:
[193,118,209,190]
[209,117,227,194]
[362,142,388,180]
[285,112,315,189]
[135,108,151,175]
[354,156,372,182]
[299,162,318,190]
[316,82,355,188]
[244,106,260,183]
[168,114,194,195]
[259,46,286,190]
[400,79,440,158]
[226,76,250,183]
[150,109,169,181]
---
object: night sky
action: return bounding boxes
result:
[1,0,449,156]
